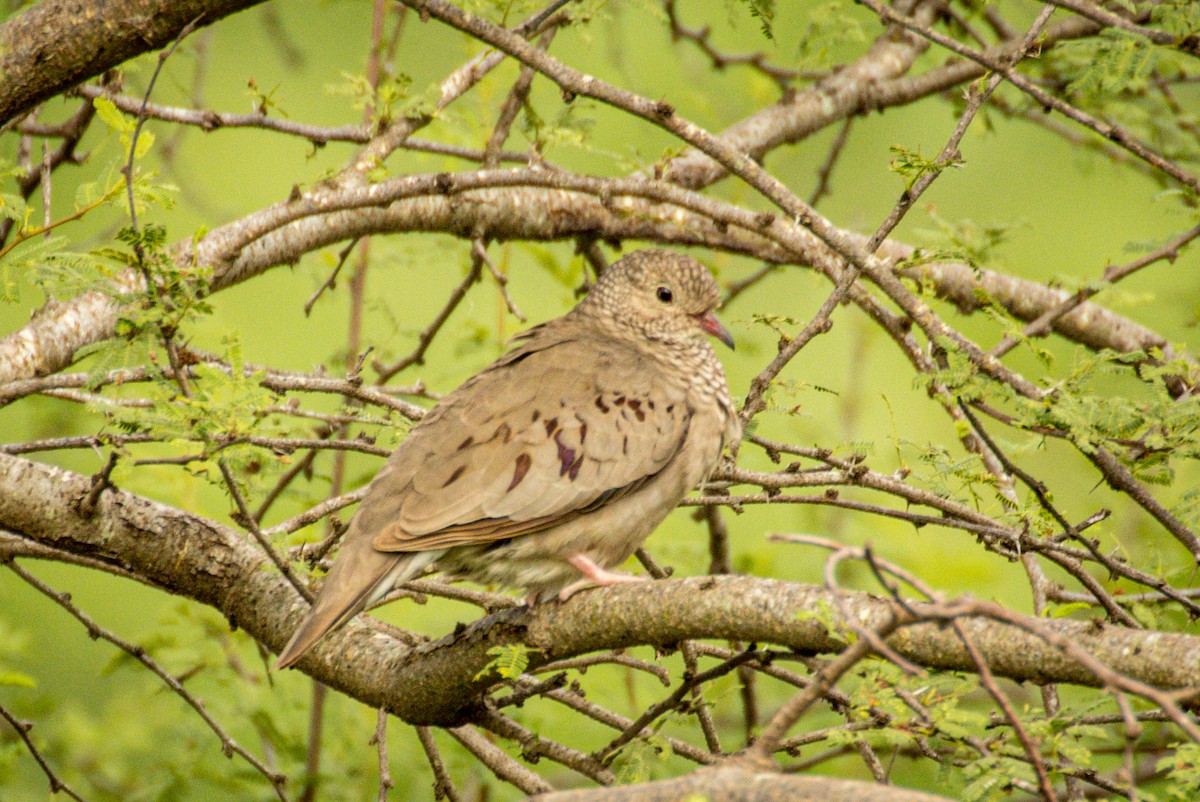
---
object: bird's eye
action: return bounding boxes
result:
[655,286,674,303]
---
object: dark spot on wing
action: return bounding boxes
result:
[595,396,609,413]
[614,396,626,406]
[622,435,628,455]
[442,465,466,487]
[568,454,584,480]
[544,417,558,437]
[628,399,645,422]
[579,422,588,443]
[457,436,474,451]
[494,422,512,443]
[531,409,541,422]
[554,431,576,476]
[509,453,532,491]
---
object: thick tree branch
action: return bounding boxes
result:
[661,12,1098,189]
[0,1,1172,389]
[528,763,957,802]
[2,451,1199,730]
[0,170,1178,386]
[0,0,266,128]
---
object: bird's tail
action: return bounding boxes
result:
[275,548,439,669]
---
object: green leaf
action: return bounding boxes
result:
[1057,30,1155,99]
[1046,602,1092,618]
[93,96,134,133]
[747,0,775,39]
[888,145,965,193]
[133,129,155,159]
[475,644,539,680]
[796,599,856,644]
[795,1,865,69]
[1150,0,1200,36]
[0,670,35,688]
[0,261,17,303]
[1158,742,1200,801]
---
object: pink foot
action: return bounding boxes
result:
[558,554,646,601]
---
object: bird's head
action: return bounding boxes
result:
[582,250,734,351]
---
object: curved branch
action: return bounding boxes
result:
[0,2,1171,387]
[528,763,957,802]
[662,12,1098,188]
[2,450,1199,730]
[0,171,1178,386]
[0,0,266,128]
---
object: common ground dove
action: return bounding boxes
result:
[276,249,740,668]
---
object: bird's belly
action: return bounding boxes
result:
[436,496,667,597]
[438,545,582,597]
[434,422,723,598]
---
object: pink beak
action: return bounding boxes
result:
[694,311,735,350]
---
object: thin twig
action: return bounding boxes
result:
[540,684,717,765]
[304,237,360,316]
[368,709,395,802]
[952,618,1058,801]
[373,255,483,382]
[0,702,91,802]
[479,710,615,784]
[73,85,530,161]
[4,561,289,800]
[634,548,723,753]
[991,223,1200,358]
[484,26,558,168]
[751,618,897,758]
[859,0,1200,193]
[219,460,314,601]
[593,647,761,763]
[123,14,205,262]
[40,142,51,237]
[473,238,525,321]
[415,725,460,801]
[1046,0,1200,51]
[663,0,810,87]
[809,118,853,207]
[447,725,552,794]
[298,681,327,802]
[867,4,1056,253]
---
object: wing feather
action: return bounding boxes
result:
[368,336,690,553]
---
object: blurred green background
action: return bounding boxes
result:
[1,0,1198,798]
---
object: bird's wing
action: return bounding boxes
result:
[362,336,692,553]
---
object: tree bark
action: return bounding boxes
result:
[529,763,958,802]
[0,182,1174,386]
[0,0,266,127]
[2,451,1198,727]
